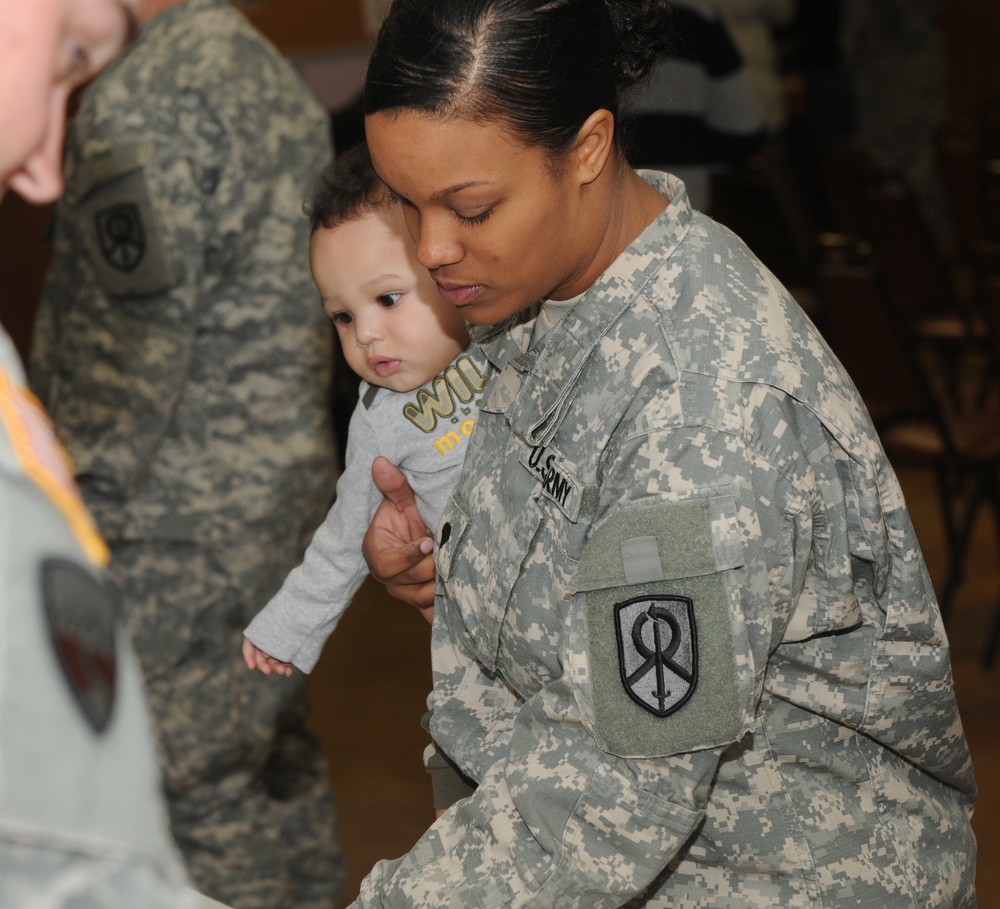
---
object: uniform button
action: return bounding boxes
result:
[440,522,451,545]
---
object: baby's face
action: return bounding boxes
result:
[311,206,470,392]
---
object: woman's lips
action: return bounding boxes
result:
[436,283,484,308]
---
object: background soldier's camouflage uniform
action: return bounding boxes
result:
[353,173,977,909]
[30,2,343,906]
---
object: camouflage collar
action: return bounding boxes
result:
[474,170,692,446]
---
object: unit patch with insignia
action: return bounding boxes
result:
[95,202,146,272]
[580,498,745,757]
[615,595,697,717]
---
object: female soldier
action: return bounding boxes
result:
[359,1,978,906]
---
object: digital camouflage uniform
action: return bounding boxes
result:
[353,173,977,909]
[0,329,198,908]
[30,2,343,906]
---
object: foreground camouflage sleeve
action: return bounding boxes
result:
[0,330,199,908]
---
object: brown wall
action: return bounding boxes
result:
[943,1,1000,123]
[0,196,53,366]
[239,0,366,54]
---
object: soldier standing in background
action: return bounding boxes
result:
[712,0,795,137]
[842,0,953,239]
[30,1,344,907]
[0,0,199,905]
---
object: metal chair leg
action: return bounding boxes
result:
[985,596,1000,670]
[938,470,990,620]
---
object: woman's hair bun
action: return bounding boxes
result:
[606,0,673,88]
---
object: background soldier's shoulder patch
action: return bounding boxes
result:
[579,497,745,758]
[94,202,146,273]
[75,148,180,297]
[41,558,119,734]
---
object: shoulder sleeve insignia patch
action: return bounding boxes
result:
[95,202,146,273]
[615,594,697,717]
[77,156,180,297]
[579,495,746,757]
[41,558,119,734]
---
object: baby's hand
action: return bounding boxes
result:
[242,637,294,677]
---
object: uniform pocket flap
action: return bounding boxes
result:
[578,489,744,592]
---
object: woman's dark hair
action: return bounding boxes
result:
[303,142,387,235]
[365,0,672,154]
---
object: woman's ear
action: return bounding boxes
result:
[572,109,616,186]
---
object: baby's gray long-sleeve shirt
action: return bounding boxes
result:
[243,344,487,672]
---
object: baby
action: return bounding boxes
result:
[243,143,486,676]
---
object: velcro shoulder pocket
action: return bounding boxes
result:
[74,146,181,298]
[579,490,747,758]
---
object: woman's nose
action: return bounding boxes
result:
[412,213,462,271]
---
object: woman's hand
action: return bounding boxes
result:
[362,456,437,622]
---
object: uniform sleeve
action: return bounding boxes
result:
[422,611,524,785]
[354,609,723,909]
[243,399,381,673]
[351,422,795,908]
[35,88,232,518]
[27,216,64,408]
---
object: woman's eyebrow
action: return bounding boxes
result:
[430,180,491,201]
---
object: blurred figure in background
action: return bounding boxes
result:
[775,0,857,232]
[624,0,765,214]
[30,1,344,907]
[713,0,795,137]
[0,0,200,906]
[842,0,953,239]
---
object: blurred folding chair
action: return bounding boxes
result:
[970,271,1000,667]
[983,163,1000,248]
[859,171,990,408]
[977,99,1000,162]
[817,249,1000,664]
[818,140,876,239]
[935,123,997,268]
[817,253,925,431]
